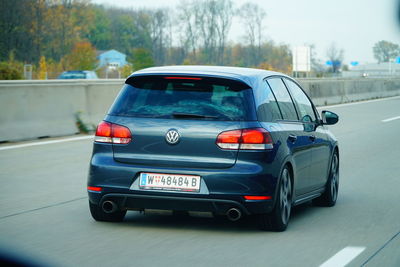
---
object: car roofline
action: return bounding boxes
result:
[127,65,287,88]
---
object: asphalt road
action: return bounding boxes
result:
[1,96,400,267]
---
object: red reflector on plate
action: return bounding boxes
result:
[87,186,102,192]
[244,196,272,200]
[164,77,202,80]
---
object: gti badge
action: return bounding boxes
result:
[165,129,180,145]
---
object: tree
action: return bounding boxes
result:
[0,62,22,80]
[214,0,234,64]
[373,40,400,63]
[326,43,344,73]
[149,9,171,66]
[259,42,292,74]
[197,0,234,64]
[0,0,94,64]
[64,42,97,70]
[29,0,49,62]
[0,0,31,62]
[120,64,133,78]
[177,0,233,65]
[86,5,112,50]
[130,48,154,71]
[238,2,266,66]
[38,56,47,79]
[178,0,201,61]
[46,0,91,62]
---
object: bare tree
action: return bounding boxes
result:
[177,0,201,62]
[197,0,218,63]
[177,0,233,65]
[326,43,344,73]
[149,9,171,65]
[214,0,233,64]
[238,2,266,66]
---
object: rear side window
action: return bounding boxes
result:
[109,76,257,121]
[257,81,282,122]
[284,78,316,122]
[267,78,298,121]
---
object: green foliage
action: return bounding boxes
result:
[373,40,400,63]
[0,0,95,63]
[1,51,24,79]
[0,0,293,75]
[131,48,154,71]
[86,6,112,50]
[0,62,23,80]
[120,64,133,78]
[74,111,93,134]
[64,42,97,70]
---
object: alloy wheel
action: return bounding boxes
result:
[280,168,292,225]
[330,154,339,202]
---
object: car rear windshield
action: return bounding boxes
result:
[109,75,256,121]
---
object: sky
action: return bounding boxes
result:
[93,0,400,65]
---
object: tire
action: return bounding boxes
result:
[89,201,126,222]
[258,166,293,231]
[313,152,339,207]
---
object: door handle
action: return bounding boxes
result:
[288,134,297,142]
[309,135,316,142]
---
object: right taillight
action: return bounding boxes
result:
[94,121,132,144]
[216,128,273,150]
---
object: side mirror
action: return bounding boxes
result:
[321,110,339,125]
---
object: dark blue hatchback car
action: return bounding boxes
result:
[87,66,339,231]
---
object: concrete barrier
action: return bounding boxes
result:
[0,79,123,142]
[1,77,400,142]
[298,78,400,106]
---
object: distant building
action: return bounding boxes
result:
[97,49,128,69]
[342,62,400,78]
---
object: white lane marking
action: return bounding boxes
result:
[320,246,366,267]
[382,115,400,123]
[317,95,400,109]
[0,135,93,151]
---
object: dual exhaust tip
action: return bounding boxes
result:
[226,208,242,221]
[102,200,118,214]
[102,200,242,221]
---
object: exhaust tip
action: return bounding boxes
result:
[226,208,242,222]
[102,200,117,213]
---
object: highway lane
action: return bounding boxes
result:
[0,96,399,267]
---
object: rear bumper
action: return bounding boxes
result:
[89,192,274,215]
[87,143,282,215]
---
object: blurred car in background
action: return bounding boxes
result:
[57,70,98,79]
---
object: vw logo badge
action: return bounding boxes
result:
[165,129,180,145]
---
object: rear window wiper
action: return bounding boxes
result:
[172,112,218,119]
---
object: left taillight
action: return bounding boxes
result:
[94,121,132,144]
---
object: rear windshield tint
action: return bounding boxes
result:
[109,75,256,121]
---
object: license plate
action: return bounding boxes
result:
[139,172,201,192]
